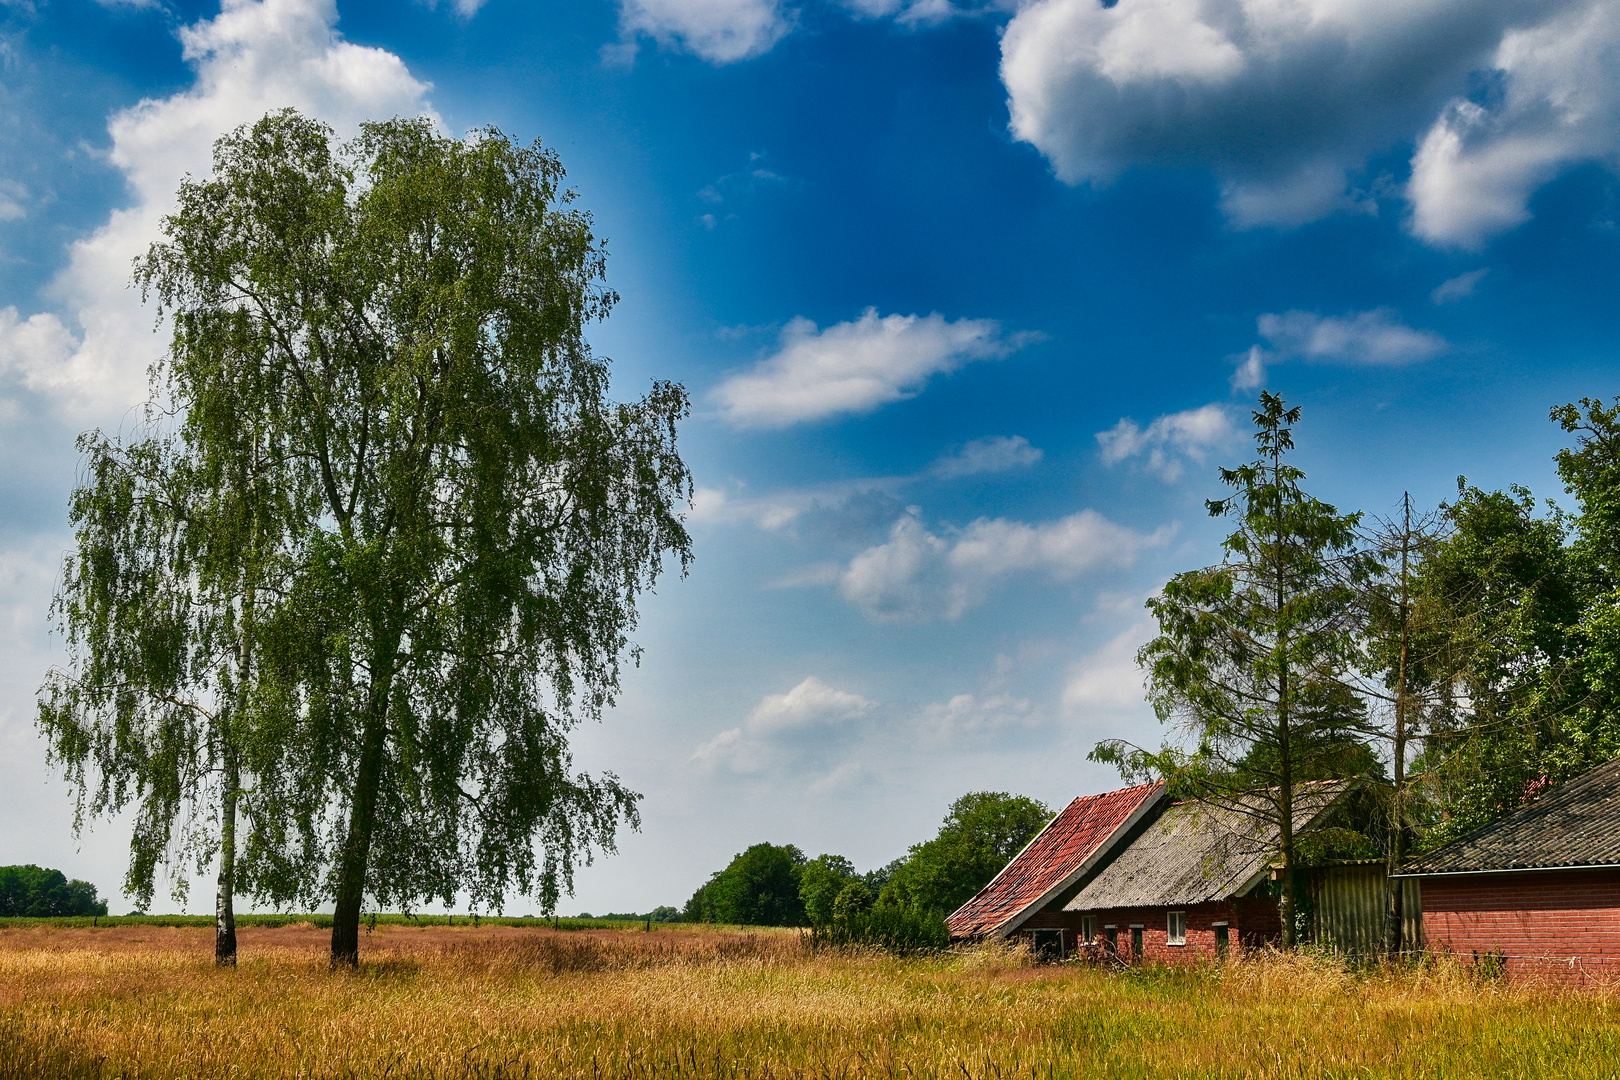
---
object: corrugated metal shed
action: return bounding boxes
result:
[1399,756,1620,876]
[946,782,1165,940]
[1064,781,1355,911]
[1309,863,1422,956]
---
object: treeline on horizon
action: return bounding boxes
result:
[680,792,1049,939]
[0,865,107,917]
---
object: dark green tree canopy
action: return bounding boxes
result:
[878,791,1051,914]
[0,866,107,918]
[684,843,806,926]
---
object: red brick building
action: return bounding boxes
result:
[945,782,1164,953]
[1053,783,1356,963]
[1396,756,1620,986]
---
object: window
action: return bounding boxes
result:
[1130,925,1144,957]
[1104,925,1118,951]
[1030,929,1064,962]
[1213,921,1229,957]
[1081,916,1096,944]
[1167,911,1187,946]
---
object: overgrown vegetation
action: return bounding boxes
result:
[2,923,1615,1080]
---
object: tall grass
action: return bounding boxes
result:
[1,923,1616,1079]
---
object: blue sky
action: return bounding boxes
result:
[1,0,1618,915]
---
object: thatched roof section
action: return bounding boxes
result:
[1063,780,1355,911]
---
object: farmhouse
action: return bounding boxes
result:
[1395,755,1620,985]
[945,781,1164,953]
[1057,781,1372,962]
[951,777,1415,961]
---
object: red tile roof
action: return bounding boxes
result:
[946,781,1165,940]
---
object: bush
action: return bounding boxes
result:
[810,905,949,953]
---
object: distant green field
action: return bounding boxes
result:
[0,913,648,931]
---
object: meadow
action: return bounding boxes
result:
[1,921,1616,1080]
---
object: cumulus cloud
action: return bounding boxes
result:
[613,0,793,64]
[692,676,1044,788]
[712,309,1033,428]
[837,508,1169,621]
[692,676,876,772]
[0,0,434,423]
[1409,1,1620,248]
[1234,308,1448,389]
[1096,403,1234,482]
[999,0,1620,239]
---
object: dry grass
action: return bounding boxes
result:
[1,923,1616,1079]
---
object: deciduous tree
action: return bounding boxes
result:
[47,109,693,968]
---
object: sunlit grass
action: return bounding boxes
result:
[1,922,1615,1078]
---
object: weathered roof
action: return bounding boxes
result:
[1064,780,1355,911]
[1398,756,1620,877]
[946,782,1165,939]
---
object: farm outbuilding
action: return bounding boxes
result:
[1395,755,1620,986]
[952,777,1408,962]
[945,781,1164,953]
[1057,780,1385,963]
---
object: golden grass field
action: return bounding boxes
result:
[1,922,1617,1079]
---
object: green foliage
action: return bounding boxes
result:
[43,109,693,965]
[798,854,857,928]
[831,880,873,923]
[1098,394,1375,947]
[684,844,806,926]
[877,791,1050,915]
[1411,400,1620,847]
[809,904,949,953]
[0,867,107,917]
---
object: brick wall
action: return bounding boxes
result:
[1421,869,1620,985]
[1017,896,1285,963]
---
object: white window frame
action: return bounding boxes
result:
[1167,910,1187,946]
[1081,915,1097,943]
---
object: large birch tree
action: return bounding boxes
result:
[41,109,692,968]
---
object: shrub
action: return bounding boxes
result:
[811,905,949,953]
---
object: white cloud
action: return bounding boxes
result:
[1261,309,1449,365]
[917,692,1037,738]
[1000,0,1620,237]
[1235,308,1448,387]
[1409,1,1620,248]
[0,0,434,424]
[690,435,1043,533]
[929,435,1042,479]
[1062,620,1151,712]
[614,0,793,64]
[693,676,876,772]
[1431,268,1490,304]
[1096,403,1234,482]
[837,507,1169,621]
[691,676,1045,789]
[712,308,1034,428]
